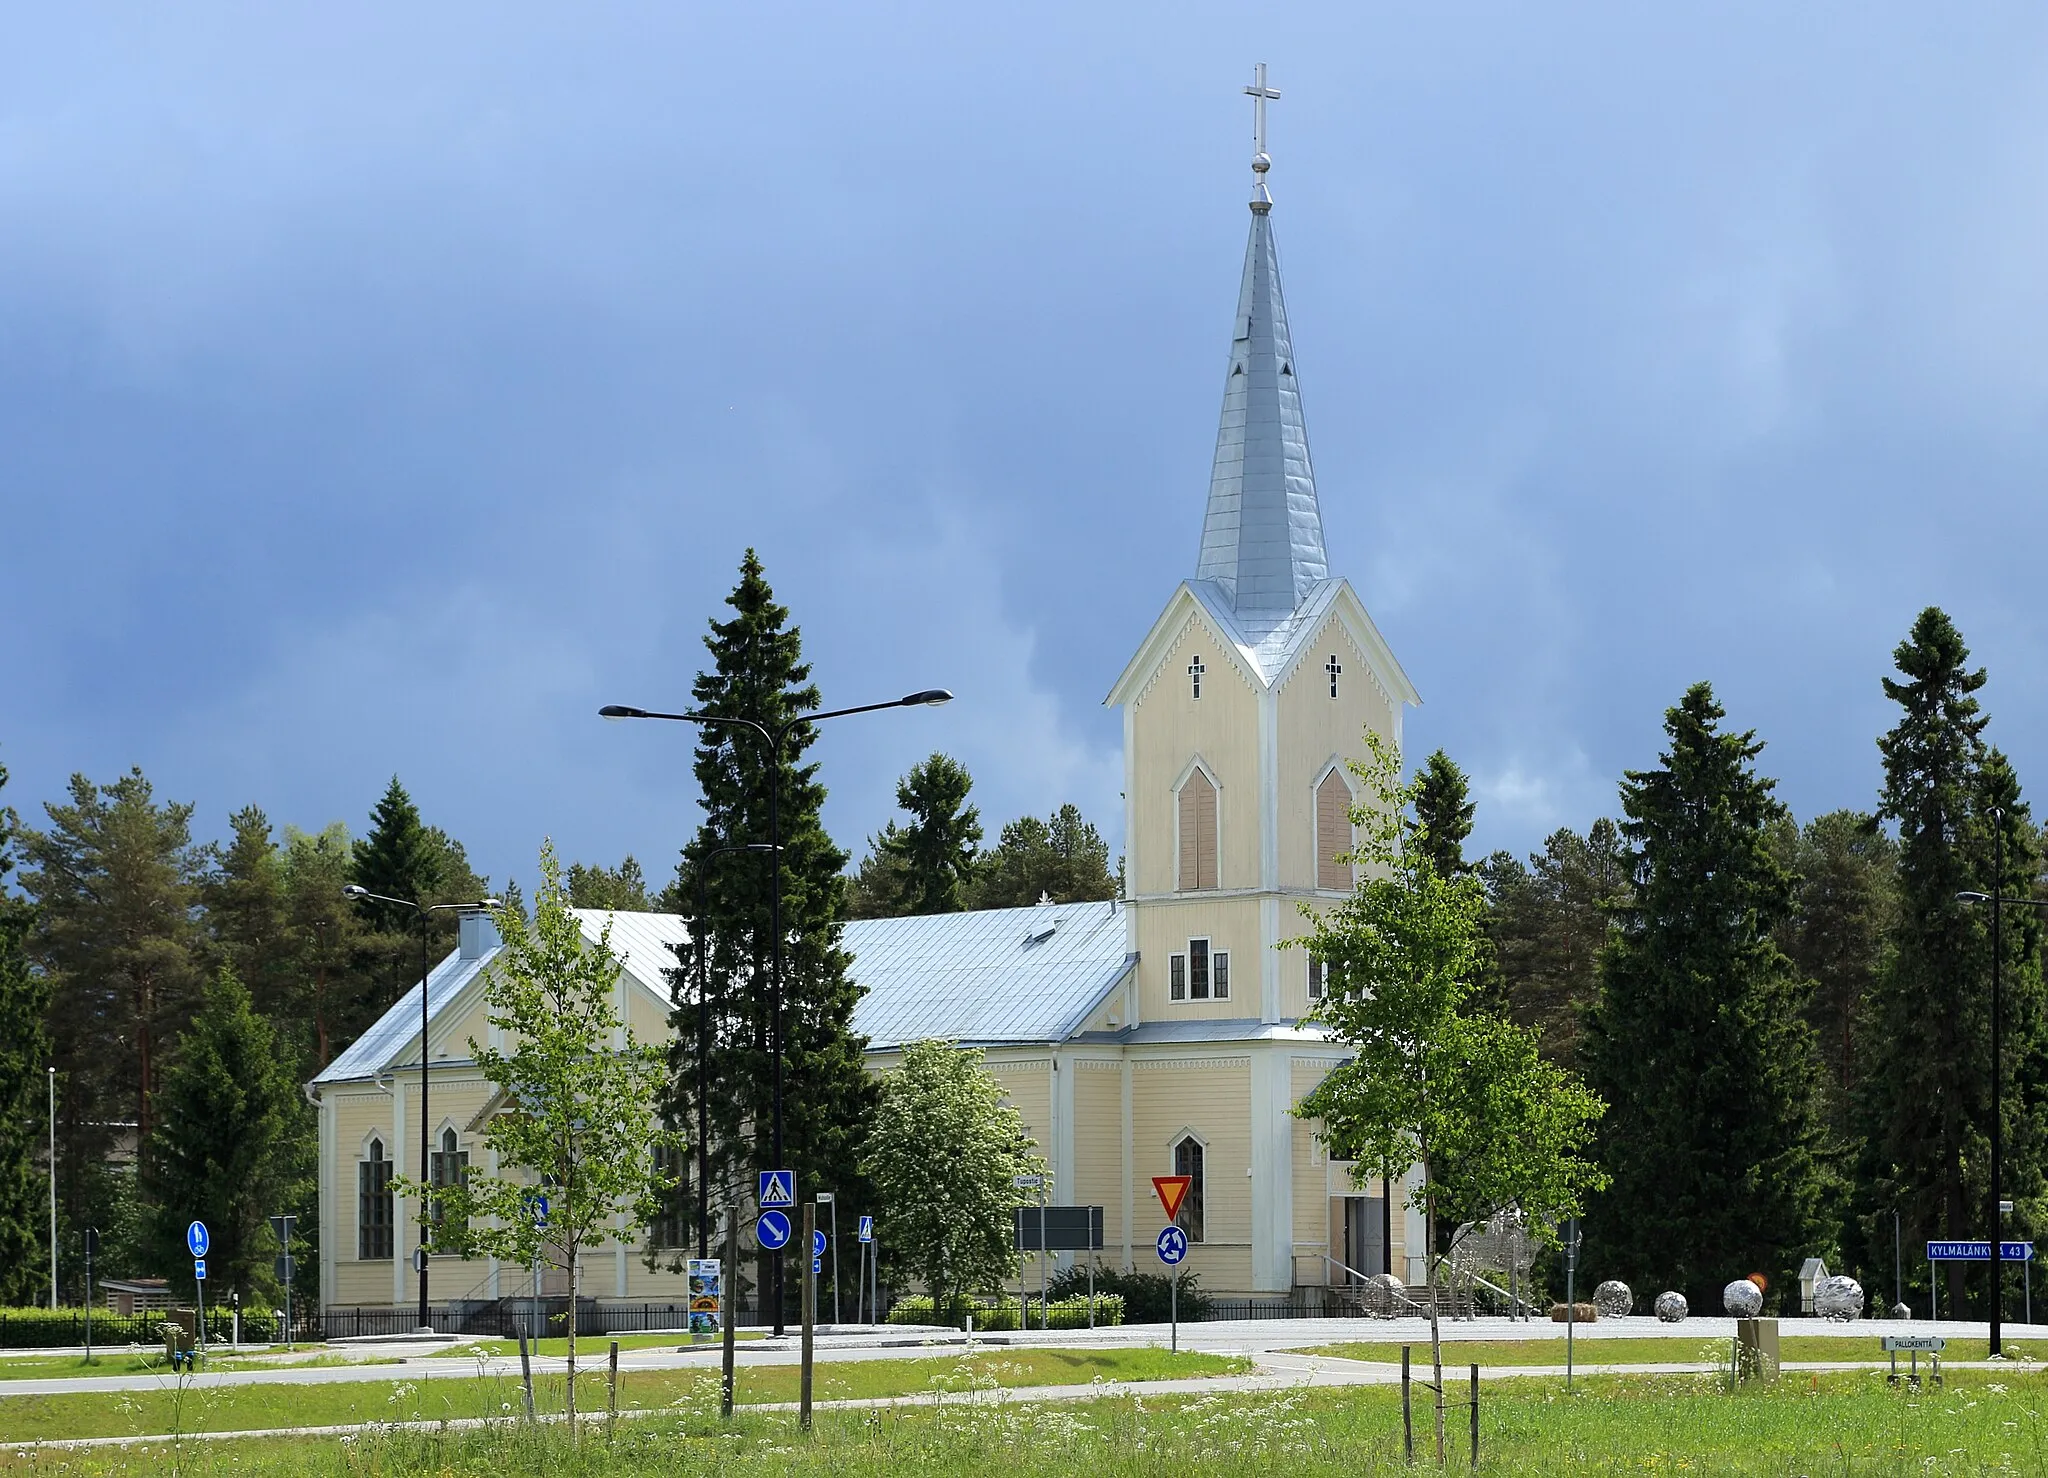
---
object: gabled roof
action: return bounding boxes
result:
[846,899,1135,1051]
[313,945,500,1086]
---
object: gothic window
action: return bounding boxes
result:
[1177,769,1218,891]
[1307,956,1328,1001]
[429,1127,469,1241]
[651,1141,688,1250]
[1326,654,1342,699]
[1316,769,1354,891]
[1173,1136,1206,1243]
[1189,655,1206,700]
[358,1138,394,1261]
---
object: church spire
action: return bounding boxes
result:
[1195,65,1329,629]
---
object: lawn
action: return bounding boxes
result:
[1291,1335,2048,1367]
[4,1368,2048,1475]
[441,1331,769,1360]
[0,1352,393,1382]
[0,1347,1245,1444]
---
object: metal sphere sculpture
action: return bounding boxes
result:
[1653,1290,1688,1323]
[1592,1280,1633,1318]
[1723,1278,1764,1317]
[1814,1274,1865,1322]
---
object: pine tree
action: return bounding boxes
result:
[566,856,651,911]
[1482,820,1630,1071]
[0,762,49,1305]
[967,804,1118,909]
[281,823,367,1071]
[1583,683,1837,1310]
[876,754,981,914]
[141,968,309,1306]
[664,550,878,1318]
[1412,749,1476,878]
[20,770,203,1233]
[203,807,293,1022]
[1858,609,2045,1314]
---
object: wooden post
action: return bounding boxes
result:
[800,1201,816,1431]
[607,1339,619,1436]
[517,1327,536,1420]
[1401,1345,1413,1464]
[1468,1363,1479,1471]
[721,1207,738,1420]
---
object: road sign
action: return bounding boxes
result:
[759,1170,795,1209]
[858,1216,874,1243]
[275,1255,295,1283]
[1928,1240,2034,1261]
[412,1246,429,1273]
[1014,1205,1105,1252]
[756,1210,792,1251]
[1013,1173,1043,1189]
[1152,1176,1192,1223]
[812,1229,827,1257]
[186,1221,210,1258]
[193,1258,207,1281]
[1884,1335,1947,1352]
[268,1214,296,1245]
[813,1257,822,1274]
[1156,1226,1189,1265]
[524,1191,550,1226]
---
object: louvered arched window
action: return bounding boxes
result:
[1316,769,1354,891]
[1177,769,1218,891]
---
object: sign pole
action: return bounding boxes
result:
[83,1233,92,1365]
[1170,1269,1178,1353]
[721,1207,737,1419]
[1564,1217,1578,1391]
[799,1202,815,1431]
[1039,1181,1049,1332]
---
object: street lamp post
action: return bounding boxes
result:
[1959,808,2048,1358]
[691,844,778,1258]
[342,886,501,1331]
[601,687,951,1334]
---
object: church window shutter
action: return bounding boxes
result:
[1189,938,1211,1000]
[1169,953,1187,1001]
[1316,770,1353,891]
[1178,769,1218,891]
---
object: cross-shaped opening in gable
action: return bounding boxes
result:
[1326,654,1342,699]
[1189,656,1207,700]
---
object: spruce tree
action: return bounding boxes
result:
[0,763,49,1305]
[1859,608,2045,1314]
[968,804,1118,909]
[203,807,293,1022]
[1412,749,1476,878]
[1481,820,1629,1071]
[1583,683,1837,1310]
[351,778,444,928]
[876,753,981,914]
[282,823,367,1071]
[566,856,651,911]
[664,550,878,1316]
[20,769,203,1231]
[142,968,308,1305]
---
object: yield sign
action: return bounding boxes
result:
[1152,1176,1192,1223]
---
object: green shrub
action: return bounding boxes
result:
[884,1293,1124,1329]
[1047,1264,1210,1323]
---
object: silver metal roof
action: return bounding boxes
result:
[846,900,1135,1051]
[313,945,499,1085]
[1195,203,1328,637]
[571,908,693,991]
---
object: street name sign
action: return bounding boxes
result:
[1927,1241,2034,1261]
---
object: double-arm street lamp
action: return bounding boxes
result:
[342,885,501,1331]
[1959,805,2048,1357]
[601,688,951,1332]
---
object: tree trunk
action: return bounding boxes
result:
[566,1243,579,1438]
[1420,1118,1445,1467]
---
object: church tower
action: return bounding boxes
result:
[1104,67,1419,1292]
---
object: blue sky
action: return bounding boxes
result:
[6,3,2048,892]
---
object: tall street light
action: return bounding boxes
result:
[601,687,951,1333]
[343,886,501,1331]
[1959,805,2048,1357]
[690,843,779,1258]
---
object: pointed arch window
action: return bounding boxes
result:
[1173,1136,1206,1243]
[429,1127,469,1240]
[1316,769,1354,891]
[1177,768,1218,892]
[358,1137,394,1261]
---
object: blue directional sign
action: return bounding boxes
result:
[1929,1240,2035,1262]
[522,1191,550,1226]
[1156,1226,1189,1266]
[858,1215,874,1243]
[813,1257,822,1274]
[759,1170,795,1209]
[812,1229,827,1257]
[193,1258,207,1281]
[756,1210,792,1251]
[186,1221,210,1258]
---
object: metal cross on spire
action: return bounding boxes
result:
[1244,63,1280,209]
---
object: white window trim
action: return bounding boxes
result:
[1169,952,1188,1002]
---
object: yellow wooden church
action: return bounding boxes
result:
[308,102,1424,1312]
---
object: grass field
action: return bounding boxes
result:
[441,1331,769,1359]
[0,1352,395,1382]
[2,1368,2046,1475]
[0,1347,1245,1444]
[1292,1335,2048,1367]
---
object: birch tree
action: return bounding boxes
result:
[398,842,679,1435]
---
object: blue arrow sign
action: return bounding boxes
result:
[193,1258,207,1281]
[812,1229,827,1257]
[186,1221,210,1258]
[759,1170,795,1209]
[756,1210,792,1251]
[528,1193,550,1227]
[1156,1226,1189,1265]
[1928,1240,2034,1261]
[813,1257,822,1274]
[858,1215,873,1243]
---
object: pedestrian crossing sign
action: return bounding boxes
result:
[759,1170,795,1209]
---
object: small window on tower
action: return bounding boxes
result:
[1189,938,1211,1000]
[1326,654,1342,699]
[1307,957,1328,1001]
[1213,951,1230,1000]
[1170,953,1187,1001]
[1189,656,1206,700]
